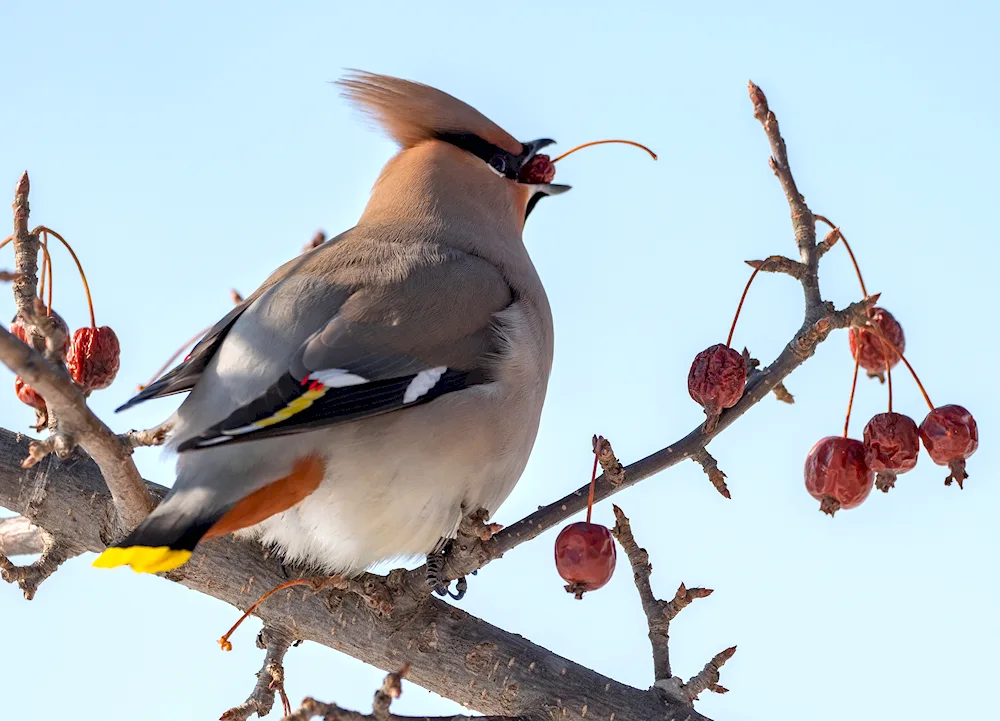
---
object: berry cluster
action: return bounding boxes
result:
[4,227,121,424]
[686,222,978,516]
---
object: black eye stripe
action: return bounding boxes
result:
[435,132,526,180]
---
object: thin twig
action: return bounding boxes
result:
[611,505,716,686]
[221,627,294,721]
[120,423,173,450]
[0,533,82,599]
[744,256,805,280]
[747,81,819,310]
[0,327,154,530]
[436,292,877,584]
[2,176,153,531]
[282,667,521,721]
[692,449,730,499]
[816,227,840,258]
[682,647,737,702]
[11,173,38,322]
[429,82,860,587]
[611,505,671,680]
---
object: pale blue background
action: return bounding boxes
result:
[1,2,996,719]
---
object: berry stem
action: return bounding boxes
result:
[552,139,658,164]
[139,325,211,391]
[217,579,311,651]
[844,346,861,438]
[2,233,54,316]
[31,226,96,328]
[39,230,54,317]
[884,345,893,413]
[585,444,600,524]
[727,265,763,348]
[817,216,899,411]
[815,215,868,297]
[867,325,934,411]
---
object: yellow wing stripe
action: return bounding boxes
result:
[92,546,193,574]
[221,384,330,436]
[252,385,329,428]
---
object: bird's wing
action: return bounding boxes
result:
[176,250,512,451]
[115,299,254,412]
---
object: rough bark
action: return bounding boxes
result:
[0,428,709,721]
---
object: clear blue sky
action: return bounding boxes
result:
[1,2,996,719]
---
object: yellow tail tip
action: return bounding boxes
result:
[92,546,192,574]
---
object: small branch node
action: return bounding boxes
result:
[663,583,714,623]
[692,449,730,499]
[744,255,805,279]
[373,664,410,721]
[682,646,737,702]
[772,381,795,404]
[121,422,173,451]
[592,435,625,486]
[817,227,840,258]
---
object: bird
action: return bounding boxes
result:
[93,70,570,579]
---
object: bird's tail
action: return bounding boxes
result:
[92,494,225,574]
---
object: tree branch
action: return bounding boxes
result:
[437,292,878,584]
[0,428,711,721]
[120,422,173,450]
[3,175,154,532]
[0,328,153,530]
[0,515,46,555]
[611,505,720,696]
[0,530,82,599]
[0,82,880,721]
[284,667,522,721]
[222,626,294,721]
[744,255,805,280]
[747,81,819,312]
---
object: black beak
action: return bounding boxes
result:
[519,139,571,221]
[525,183,571,220]
[519,138,556,165]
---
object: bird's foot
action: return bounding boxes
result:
[424,541,477,601]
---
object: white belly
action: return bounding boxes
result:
[236,383,537,575]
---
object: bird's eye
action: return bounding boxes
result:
[488,155,507,175]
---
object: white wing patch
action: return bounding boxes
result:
[403,367,447,404]
[312,369,369,387]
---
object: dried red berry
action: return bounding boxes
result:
[555,521,616,599]
[518,154,556,184]
[863,412,920,492]
[804,436,874,516]
[9,317,28,344]
[688,344,746,432]
[67,326,121,391]
[919,405,978,489]
[849,307,904,377]
[14,376,45,412]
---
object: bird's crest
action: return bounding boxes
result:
[337,70,522,155]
